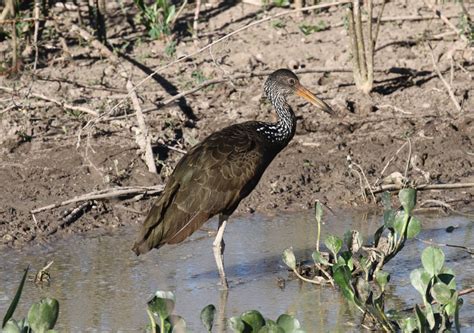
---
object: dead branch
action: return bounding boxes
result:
[415,237,474,255]
[428,44,462,115]
[418,199,474,218]
[31,185,164,214]
[70,24,119,64]
[423,0,469,43]
[126,80,157,174]
[370,182,474,194]
[0,85,99,116]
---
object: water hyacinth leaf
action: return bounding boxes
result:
[421,247,444,277]
[325,235,343,258]
[414,305,427,332]
[337,252,354,271]
[444,291,459,316]
[240,310,265,332]
[2,267,29,328]
[200,304,216,332]
[407,216,421,239]
[410,268,431,296]
[375,270,390,292]
[432,282,452,304]
[148,290,176,319]
[27,298,59,332]
[393,211,406,236]
[311,251,329,266]
[276,314,300,332]
[228,316,245,333]
[315,202,323,225]
[383,209,396,228]
[400,316,417,333]
[424,302,436,329]
[355,277,370,303]
[282,248,296,270]
[438,271,456,290]
[333,266,355,303]
[259,321,285,333]
[399,188,416,215]
[381,191,392,210]
[169,315,187,333]
[2,319,21,333]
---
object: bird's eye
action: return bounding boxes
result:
[288,78,296,85]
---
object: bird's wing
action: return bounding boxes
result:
[133,123,269,253]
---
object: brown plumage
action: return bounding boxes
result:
[132,69,333,287]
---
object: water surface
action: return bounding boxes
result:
[0,211,472,332]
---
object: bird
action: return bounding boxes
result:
[132,68,333,288]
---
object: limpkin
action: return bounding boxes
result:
[132,69,333,288]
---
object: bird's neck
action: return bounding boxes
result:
[256,94,296,145]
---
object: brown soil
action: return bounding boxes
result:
[1,1,473,248]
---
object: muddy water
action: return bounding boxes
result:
[0,211,473,332]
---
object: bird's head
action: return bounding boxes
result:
[264,68,334,115]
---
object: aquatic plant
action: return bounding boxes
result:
[2,267,59,333]
[283,189,464,331]
[228,310,303,333]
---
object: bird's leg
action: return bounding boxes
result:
[213,214,228,289]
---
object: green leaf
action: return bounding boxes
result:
[333,266,355,303]
[414,304,427,332]
[410,268,431,296]
[400,316,417,333]
[276,314,300,333]
[315,202,323,225]
[431,282,452,304]
[393,210,406,236]
[399,188,416,215]
[2,319,21,333]
[148,290,176,320]
[258,321,285,333]
[228,316,246,333]
[383,209,396,227]
[421,247,445,277]
[2,267,29,328]
[311,251,329,266]
[438,271,456,290]
[282,248,296,270]
[407,216,421,239]
[381,191,392,210]
[375,271,390,292]
[424,302,436,329]
[445,291,459,316]
[27,298,59,333]
[200,304,215,332]
[241,310,265,332]
[325,235,342,258]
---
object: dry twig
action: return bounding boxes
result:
[31,185,164,214]
[0,85,98,116]
[371,182,474,194]
[126,79,157,174]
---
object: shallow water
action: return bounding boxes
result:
[0,211,473,332]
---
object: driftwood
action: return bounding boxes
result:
[370,182,474,195]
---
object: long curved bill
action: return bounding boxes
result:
[296,83,334,115]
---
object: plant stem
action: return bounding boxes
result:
[146,309,157,333]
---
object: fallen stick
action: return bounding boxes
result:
[70,24,119,64]
[370,182,474,194]
[0,85,98,116]
[126,80,157,174]
[428,44,462,114]
[31,185,164,214]
[423,1,469,43]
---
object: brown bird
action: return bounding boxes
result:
[132,69,333,288]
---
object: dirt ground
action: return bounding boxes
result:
[0,1,473,248]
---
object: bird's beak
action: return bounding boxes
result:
[295,83,334,115]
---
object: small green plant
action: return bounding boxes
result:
[458,13,474,45]
[229,310,303,333]
[272,0,289,7]
[164,40,177,57]
[191,70,207,84]
[298,21,328,35]
[402,247,462,332]
[2,267,60,333]
[271,20,286,29]
[134,0,177,39]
